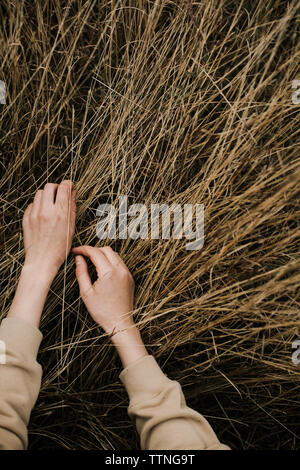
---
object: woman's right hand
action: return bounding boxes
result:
[72,245,135,335]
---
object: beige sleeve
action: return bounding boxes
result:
[119,354,230,450]
[0,317,43,450]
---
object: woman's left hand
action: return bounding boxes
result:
[22,180,76,278]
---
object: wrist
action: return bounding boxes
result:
[110,324,149,369]
[109,322,138,341]
[7,263,54,329]
[22,260,58,286]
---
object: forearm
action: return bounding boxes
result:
[111,324,149,369]
[0,317,43,449]
[119,354,230,450]
[0,180,75,449]
[7,262,56,328]
[112,325,228,449]
[0,263,52,449]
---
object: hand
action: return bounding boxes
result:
[72,246,135,335]
[22,180,76,278]
[73,245,148,368]
[7,180,76,328]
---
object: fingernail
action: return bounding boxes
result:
[75,256,82,265]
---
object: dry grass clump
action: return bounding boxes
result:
[1,0,300,449]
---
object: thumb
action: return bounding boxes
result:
[75,255,92,296]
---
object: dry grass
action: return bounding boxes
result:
[1,0,300,449]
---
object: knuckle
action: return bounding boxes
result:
[60,180,72,189]
[34,190,42,201]
[104,270,114,280]
[55,211,65,222]
[45,182,57,190]
[119,267,131,279]
[57,201,66,211]
[81,287,92,299]
[30,211,38,222]
[22,214,29,225]
[23,206,31,220]
[38,212,49,222]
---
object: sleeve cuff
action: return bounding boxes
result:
[0,317,43,359]
[119,355,171,406]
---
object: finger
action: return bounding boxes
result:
[72,245,112,277]
[42,183,58,206]
[75,255,93,296]
[22,203,33,226]
[100,246,127,268]
[24,202,33,217]
[55,180,74,209]
[70,189,77,222]
[31,190,43,216]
